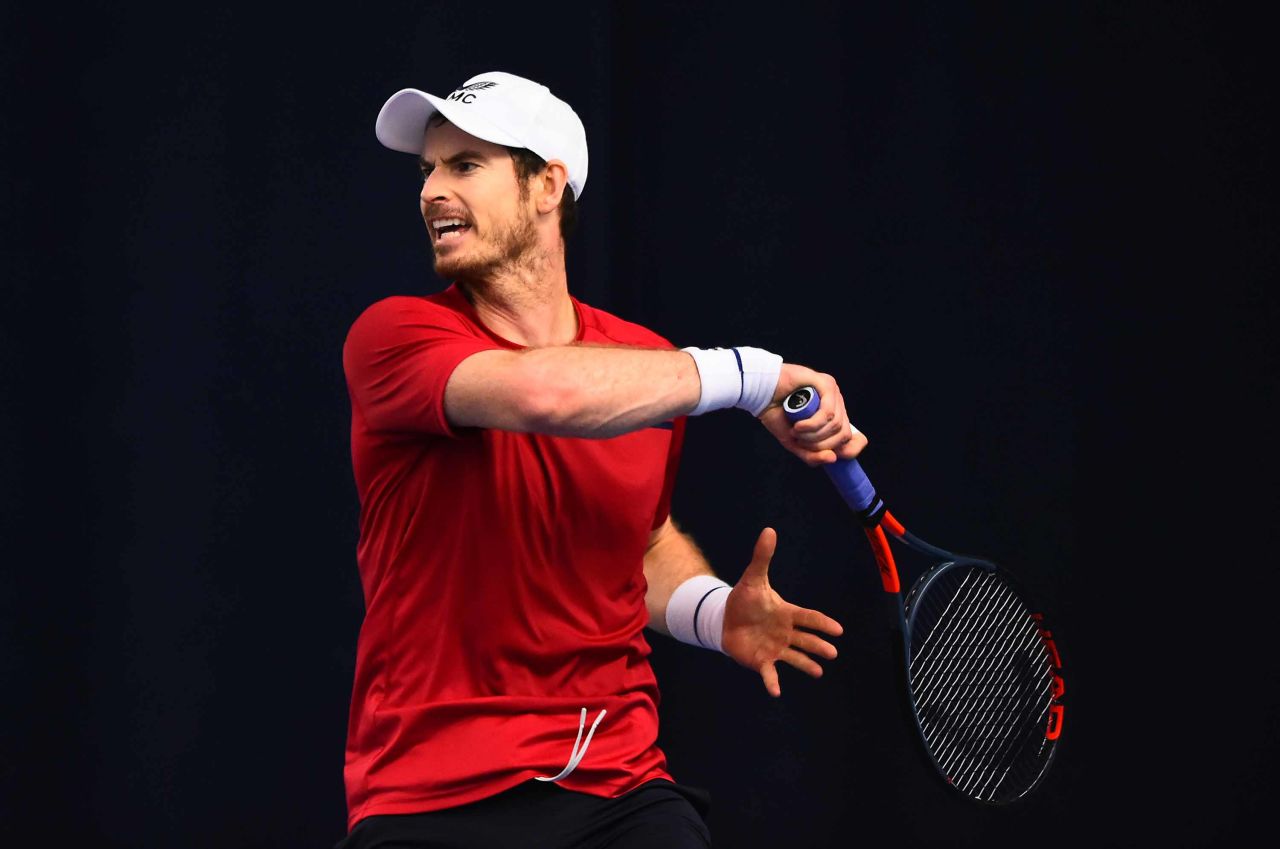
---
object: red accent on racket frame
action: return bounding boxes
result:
[863,524,901,593]
[1032,614,1067,741]
[1046,704,1064,740]
[882,511,906,538]
[1039,630,1062,669]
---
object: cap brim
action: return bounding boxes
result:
[375,88,525,155]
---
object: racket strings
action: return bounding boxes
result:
[915,582,1047,797]
[907,567,1057,803]
[922,599,1052,800]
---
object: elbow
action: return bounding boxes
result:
[514,354,586,434]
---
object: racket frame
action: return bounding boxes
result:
[889,530,1064,804]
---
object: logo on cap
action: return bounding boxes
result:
[448,81,498,104]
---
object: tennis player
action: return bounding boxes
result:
[337,70,865,849]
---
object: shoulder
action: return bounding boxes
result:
[346,293,472,342]
[342,294,484,377]
[349,293,462,330]
[577,300,677,350]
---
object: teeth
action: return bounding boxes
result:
[431,217,466,232]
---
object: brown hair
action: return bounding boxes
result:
[506,146,578,241]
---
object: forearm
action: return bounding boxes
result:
[643,518,718,637]
[446,345,701,438]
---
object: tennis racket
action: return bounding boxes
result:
[783,386,1064,805]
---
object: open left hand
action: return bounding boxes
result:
[722,527,844,697]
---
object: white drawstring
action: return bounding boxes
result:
[533,707,607,783]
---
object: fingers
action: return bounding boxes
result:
[752,527,777,567]
[781,373,864,463]
[750,618,843,698]
[793,606,845,638]
[834,427,868,460]
[790,630,839,660]
[761,647,832,697]
[739,527,777,586]
[780,648,824,679]
[761,662,781,698]
[788,381,844,438]
[759,412,844,468]
[760,425,829,467]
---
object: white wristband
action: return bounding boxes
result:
[681,346,783,417]
[734,346,784,416]
[665,574,732,653]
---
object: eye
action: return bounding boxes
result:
[455,162,478,173]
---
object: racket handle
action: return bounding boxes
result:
[782,386,883,520]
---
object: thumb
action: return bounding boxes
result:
[740,527,777,586]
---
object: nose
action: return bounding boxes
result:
[420,168,449,204]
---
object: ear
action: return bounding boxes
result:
[534,160,570,214]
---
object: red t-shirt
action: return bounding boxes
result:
[340,283,687,830]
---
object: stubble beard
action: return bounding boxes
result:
[431,206,541,283]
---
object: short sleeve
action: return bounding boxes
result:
[650,416,687,530]
[343,296,499,437]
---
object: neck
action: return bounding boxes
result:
[456,244,576,348]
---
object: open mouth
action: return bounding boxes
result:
[430,216,472,244]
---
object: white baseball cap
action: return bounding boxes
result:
[375,71,589,200]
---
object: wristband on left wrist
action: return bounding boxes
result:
[665,574,731,653]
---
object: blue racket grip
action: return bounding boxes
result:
[782,386,880,516]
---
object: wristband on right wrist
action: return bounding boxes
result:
[682,346,783,417]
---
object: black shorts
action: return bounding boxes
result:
[335,778,713,849]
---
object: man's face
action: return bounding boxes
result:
[419,120,538,280]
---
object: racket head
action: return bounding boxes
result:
[900,558,1064,805]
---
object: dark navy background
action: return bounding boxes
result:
[3,2,1276,846]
